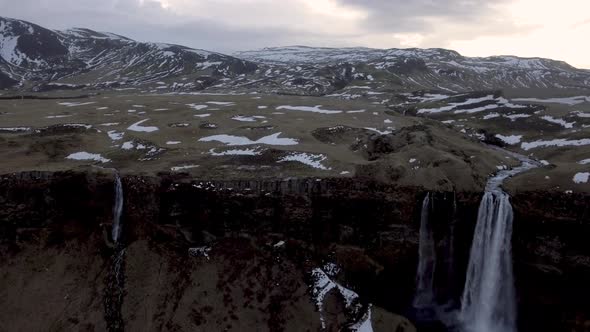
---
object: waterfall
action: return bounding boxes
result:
[459,191,516,332]
[413,193,437,309]
[459,154,540,332]
[104,171,126,332]
[111,172,123,243]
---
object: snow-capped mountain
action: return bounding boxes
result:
[2,17,590,94]
[235,46,590,93]
[0,17,257,91]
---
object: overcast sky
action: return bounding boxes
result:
[2,0,589,68]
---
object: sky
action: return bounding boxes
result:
[1,0,589,68]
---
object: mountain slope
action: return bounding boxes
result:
[2,17,590,95]
[235,46,590,93]
[0,17,257,91]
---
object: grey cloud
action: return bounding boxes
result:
[335,0,531,41]
[0,0,533,52]
[0,0,325,52]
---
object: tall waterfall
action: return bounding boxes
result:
[414,193,437,309]
[459,155,540,332]
[111,173,123,243]
[105,171,126,331]
[459,191,516,332]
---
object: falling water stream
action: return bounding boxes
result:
[414,193,436,309]
[104,171,126,332]
[112,172,124,243]
[412,149,541,332]
[459,155,541,332]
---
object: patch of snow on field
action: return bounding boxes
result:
[209,148,262,156]
[483,112,501,120]
[505,114,531,121]
[418,95,525,115]
[107,131,124,141]
[58,102,96,107]
[45,114,73,119]
[199,133,298,146]
[310,267,373,331]
[578,159,590,165]
[574,111,590,118]
[61,124,92,130]
[276,105,344,114]
[128,119,159,132]
[166,141,181,145]
[350,305,374,332]
[66,152,110,163]
[187,104,208,110]
[541,116,575,129]
[408,93,450,103]
[496,134,523,145]
[279,152,330,170]
[512,96,590,106]
[121,142,134,150]
[417,95,495,114]
[364,127,393,135]
[454,104,501,114]
[194,113,211,118]
[232,115,258,122]
[573,172,590,184]
[346,110,366,114]
[258,106,268,109]
[171,165,200,171]
[0,127,31,132]
[521,138,590,151]
[207,101,235,106]
[99,123,120,127]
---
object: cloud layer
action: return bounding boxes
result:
[1,0,588,68]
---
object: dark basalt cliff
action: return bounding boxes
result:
[0,170,588,331]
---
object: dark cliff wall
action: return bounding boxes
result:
[0,170,588,331]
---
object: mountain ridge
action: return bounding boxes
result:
[1,16,590,94]
[0,16,257,91]
[236,45,584,70]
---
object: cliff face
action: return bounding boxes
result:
[0,170,588,331]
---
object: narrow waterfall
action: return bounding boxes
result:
[413,193,437,309]
[111,172,124,243]
[104,172,126,332]
[459,155,540,332]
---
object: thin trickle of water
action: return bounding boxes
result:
[104,171,126,332]
[414,193,437,309]
[112,173,123,243]
[459,154,540,332]
[104,247,126,332]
